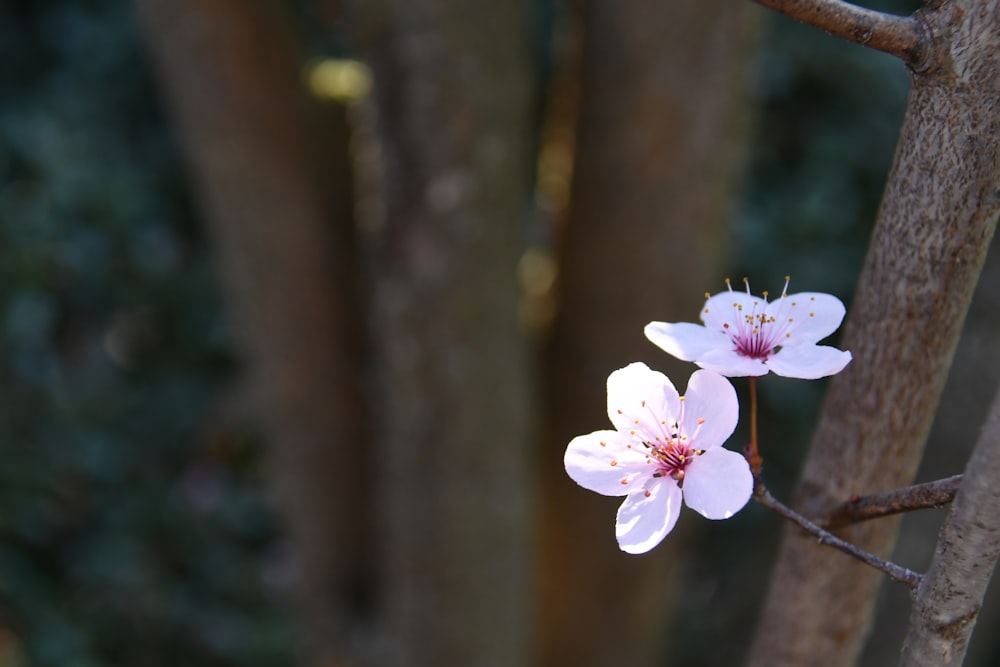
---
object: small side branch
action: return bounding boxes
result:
[750,0,930,67]
[819,475,963,529]
[754,483,922,589]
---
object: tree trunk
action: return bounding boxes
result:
[899,385,1000,667]
[747,3,1000,665]
[538,1,762,664]
[132,2,369,665]
[349,2,536,664]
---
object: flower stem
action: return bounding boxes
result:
[753,482,922,589]
[748,376,762,476]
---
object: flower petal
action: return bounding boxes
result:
[564,430,651,496]
[767,292,846,346]
[766,344,852,379]
[679,370,738,450]
[644,321,729,363]
[696,346,770,377]
[606,362,680,442]
[615,480,682,554]
[682,448,753,520]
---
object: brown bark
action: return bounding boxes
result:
[899,386,1000,666]
[747,2,1000,665]
[751,0,929,65]
[349,2,536,664]
[819,475,962,530]
[539,1,763,664]
[132,2,368,665]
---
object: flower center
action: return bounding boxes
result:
[723,277,793,361]
[649,441,701,483]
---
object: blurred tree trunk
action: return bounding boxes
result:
[348,2,537,665]
[538,1,762,664]
[132,1,369,665]
[747,2,1000,665]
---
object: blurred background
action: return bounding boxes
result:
[1,0,997,665]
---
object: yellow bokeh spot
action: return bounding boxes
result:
[308,59,372,103]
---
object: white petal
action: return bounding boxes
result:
[679,370,739,450]
[615,480,682,554]
[682,448,753,520]
[767,292,846,346]
[644,321,729,362]
[696,347,770,377]
[606,362,680,442]
[702,291,766,333]
[564,430,651,496]
[766,344,852,379]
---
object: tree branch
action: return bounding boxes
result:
[750,0,930,67]
[899,389,1000,666]
[818,475,962,529]
[754,483,922,588]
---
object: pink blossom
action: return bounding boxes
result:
[645,278,852,379]
[564,362,752,554]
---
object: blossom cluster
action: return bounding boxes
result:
[564,278,851,553]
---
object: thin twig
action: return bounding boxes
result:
[750,0,930,68]
[819,475,963,529]
[754,482,922,588]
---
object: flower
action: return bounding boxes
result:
[644,277,852,379]
[564,362,752,554]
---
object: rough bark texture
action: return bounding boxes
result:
[132,2,369,665]
[539,2,762,665]
[350,2,536,665]
[748,2,1000,665]
[899,387,1000,666]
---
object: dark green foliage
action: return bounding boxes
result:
[0,1,293,664]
